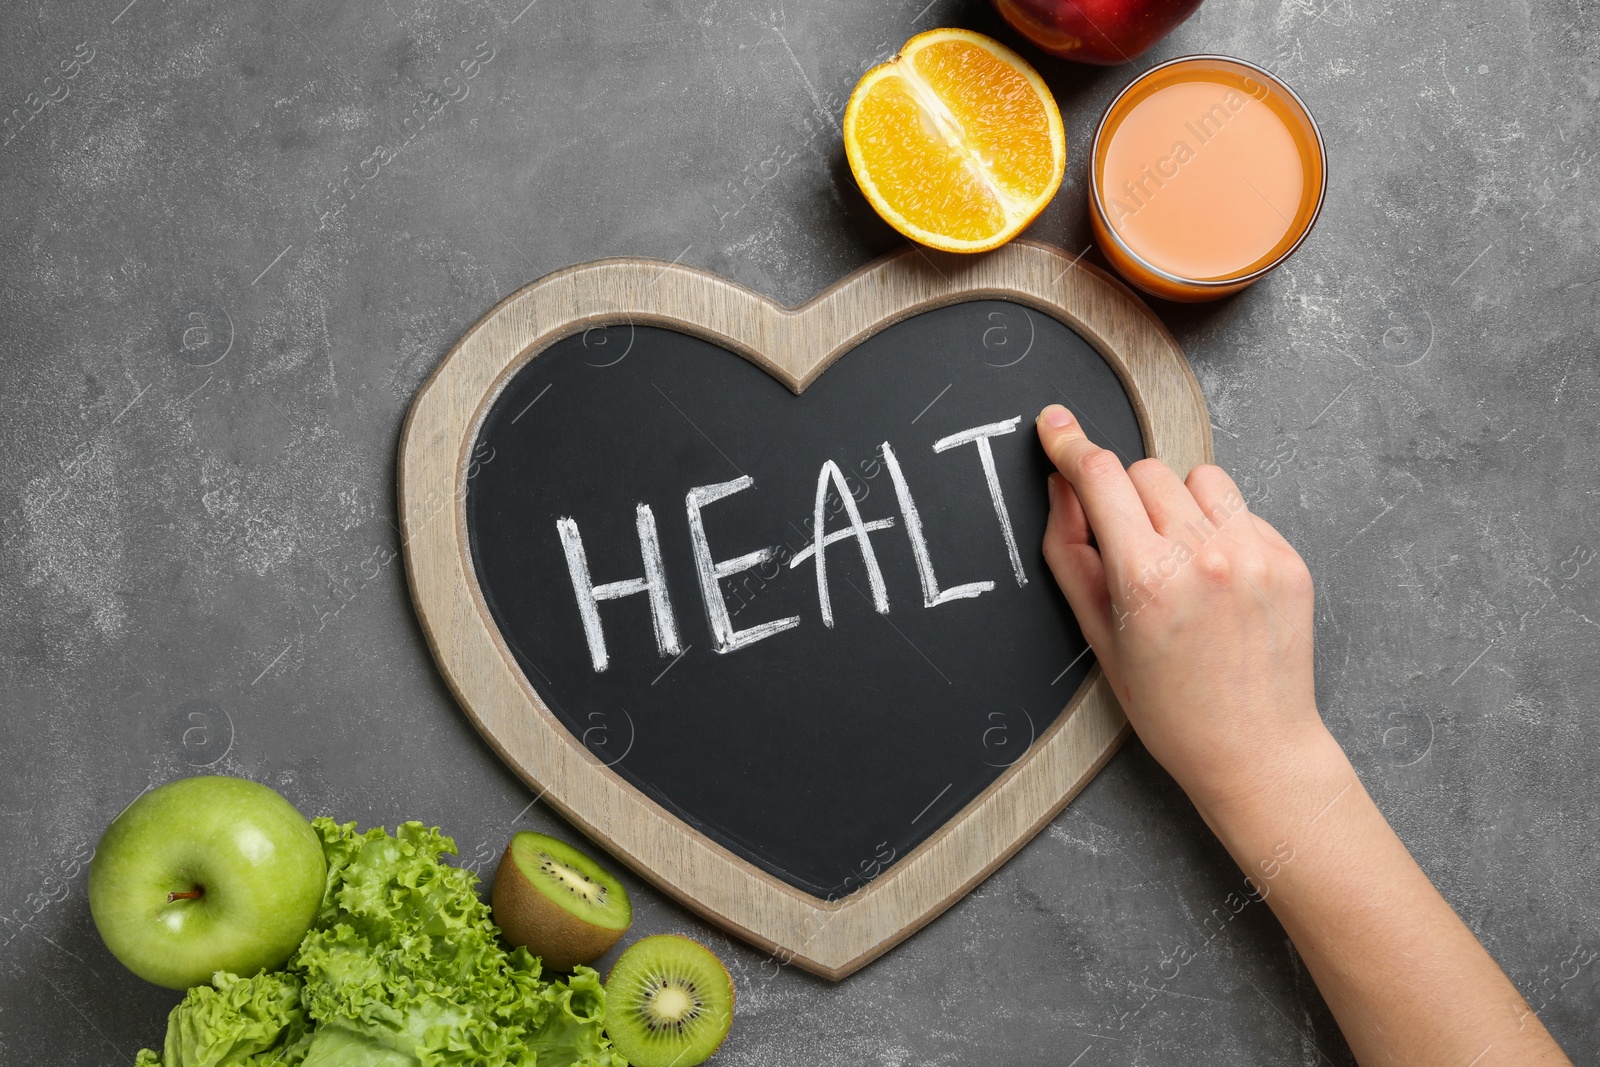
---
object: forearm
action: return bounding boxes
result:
[1031,411,1572,1063]
[1189,727,1571,1067]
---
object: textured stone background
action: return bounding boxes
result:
[2,0,1596,1062]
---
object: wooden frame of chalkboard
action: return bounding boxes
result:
[398,240,1211,980]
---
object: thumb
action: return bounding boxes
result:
[1041,474,1115,654]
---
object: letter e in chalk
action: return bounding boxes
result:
[686,476,801,654]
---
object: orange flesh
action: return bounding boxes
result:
[852,76,1007,242]
[846,31,1064,251]
[907,40,1058,204]
[1099,74,1312,280]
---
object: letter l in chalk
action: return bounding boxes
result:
[878,441,994,607]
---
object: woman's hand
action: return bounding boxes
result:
[1034,403,1326,812]
[1035,402,1573,1066]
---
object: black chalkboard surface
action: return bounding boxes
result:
[467,299,1143,899]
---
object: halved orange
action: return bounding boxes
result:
[844,29,1066,254]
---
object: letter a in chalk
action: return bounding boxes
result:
[933,417,1028,586]
[558,504,681,673]
[686,476,801,654]
[790,460,894,628]
[879,441,993,607]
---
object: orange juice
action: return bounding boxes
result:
[1089,56,1326,301]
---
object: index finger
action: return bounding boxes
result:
[1035,404,1156,564]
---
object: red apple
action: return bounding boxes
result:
[994,0,1204,64]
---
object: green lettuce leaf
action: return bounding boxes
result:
[298,1025,417,1067]
[137,818,625,1067]
[521,964,617,1067]
[134,970,311,1067]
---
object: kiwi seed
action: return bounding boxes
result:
[604,934,735,1067]
[491,830,631,970]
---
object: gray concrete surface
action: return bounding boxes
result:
[2,0,1596,1062]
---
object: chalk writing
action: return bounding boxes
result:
[881,441,991,607]
[558,417,1027,671]
[559,504,681,671]
[793,461,895,627]
[689,477,804,654]
[931,417,1028,587]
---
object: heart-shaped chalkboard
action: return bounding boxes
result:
[399,242,1209,979]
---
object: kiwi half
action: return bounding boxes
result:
[491,830,632,970]
[604,934,735,1067]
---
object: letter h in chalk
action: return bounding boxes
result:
[557,505,681,672]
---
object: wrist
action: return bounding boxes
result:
[1180,721,1355,854]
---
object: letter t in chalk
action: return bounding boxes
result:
[932,417,1028,586]
[558,504,681,672]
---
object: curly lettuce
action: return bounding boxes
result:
[132,970,311,1067]
[135,819,625,1067]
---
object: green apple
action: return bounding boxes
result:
[89,775,326,989]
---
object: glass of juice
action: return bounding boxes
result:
[1089,55,1327,302]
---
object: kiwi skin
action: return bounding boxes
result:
[491,837,630,970]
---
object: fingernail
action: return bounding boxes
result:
[1046,475,1058,510]
[1040,404,1074,429]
